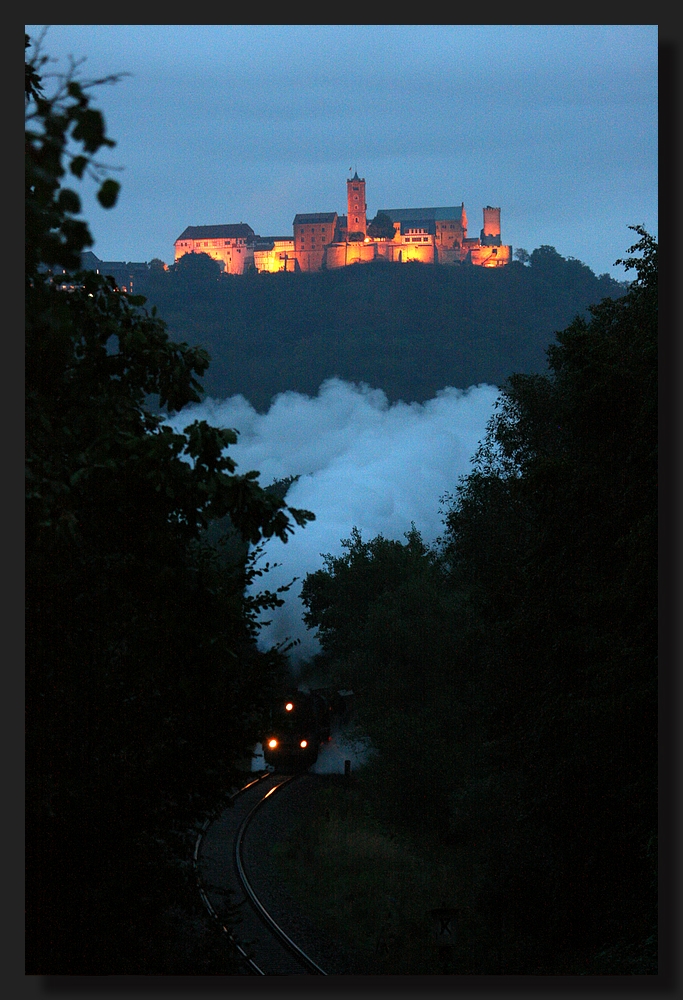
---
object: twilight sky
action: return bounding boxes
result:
[26,25,658,279]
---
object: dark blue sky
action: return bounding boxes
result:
[27,25,658,278]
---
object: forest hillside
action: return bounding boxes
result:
[134,251,627,408]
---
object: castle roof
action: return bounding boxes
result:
[293,213,337,225]
[79,251,148,272]
[253,236,294,249]
[378,206,465,223]
[176,224,255,241]
[81,251,102,269]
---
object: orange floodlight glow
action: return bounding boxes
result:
[285,702,294,711]
[300,740,308,748]
[268,739,278,749]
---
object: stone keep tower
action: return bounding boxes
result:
[481,206,502,244]
[347,172,367,238]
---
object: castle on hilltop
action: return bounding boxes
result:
[174,173,512,275]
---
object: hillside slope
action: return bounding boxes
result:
[135,249,626,410]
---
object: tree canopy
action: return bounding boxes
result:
[367,211,395,240]
[133,249,627,411]
[301,227,657,973]
[175,249,224,279]
[25,33,313,973]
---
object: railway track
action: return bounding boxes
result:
[194,771,330,975]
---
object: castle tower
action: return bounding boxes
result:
[347,172,367,238]
[481,206,501,242]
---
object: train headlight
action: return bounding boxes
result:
[299,740,308,748]
[267,739,278,749]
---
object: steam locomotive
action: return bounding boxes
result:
[262,687,353,770]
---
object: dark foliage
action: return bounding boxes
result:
[367,211,396,240]
[302,527,482,843]
[442,226,657,971]
[133,248,626,411]
[25,35,313,973]
[301,229,657,973]
[175,249,224,280]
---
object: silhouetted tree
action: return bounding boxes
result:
[174,249,223,279]
[25,32,313,973]
[300,228,656,973]
[441,225,657,971]
[367,211,395,240]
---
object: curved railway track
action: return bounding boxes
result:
[194,771,330,975]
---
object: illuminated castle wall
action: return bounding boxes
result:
[174,173,512,274]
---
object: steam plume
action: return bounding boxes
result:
[166,378,499,662]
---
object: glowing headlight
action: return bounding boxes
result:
[299,740,308,748]
[285,702,294,711]
[268,739,278,749]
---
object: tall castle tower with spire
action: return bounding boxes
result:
[346,172,367,238]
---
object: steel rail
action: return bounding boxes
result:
[234,774,329,975]
[193,771,273,975]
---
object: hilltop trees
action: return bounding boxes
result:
[25,34,313,972]
[133,247,628,411]
[174,248,224,280]
[367,211,395,239]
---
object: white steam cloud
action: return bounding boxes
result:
[165,378,499,664]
